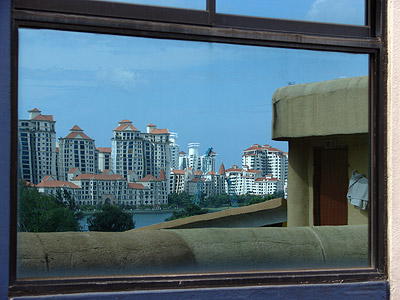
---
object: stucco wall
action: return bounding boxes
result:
[388,0,400,298]
[287,134,368,227]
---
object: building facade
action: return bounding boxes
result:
[58,125,98,181]
[18,108,57,184]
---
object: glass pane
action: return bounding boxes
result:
[216,0,366,25]
[101,0,205,10]
[17,28,369,278]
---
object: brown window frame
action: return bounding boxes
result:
[9,0,387,296]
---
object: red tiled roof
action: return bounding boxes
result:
[243,153,256,156]
[70,125,83,131]
[151,128,169,134]
[255,177,279,182]
[33,114,54,121]
[30,108,40,112]
[127,183,145,189]
[42,175,53,182]
[147,123,156,127]
[179,151,187,154]
[68,167,79,173]
[36,180,80,189]
[172,170,185,175]
[64,132,93,140]
[243,146,263,152]
[102,169,111,174]
[73,174,125,181]
[138,174,158,182]
[194,171,203,176]
[218,163,226,175]
[97,147,111,153]
[247,169,261,173]
[120,120,132,123]
[207,171,216,175]
[226,168,242,172]
[113,124,139,132]
[158,169,167,181]
[268,147,282,152]
[210,150,217,155]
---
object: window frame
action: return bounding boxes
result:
[9,0,387,296]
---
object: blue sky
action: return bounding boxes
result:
[18,0,367,169]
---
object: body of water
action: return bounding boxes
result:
[79,211,173,231]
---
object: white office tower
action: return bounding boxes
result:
[58,125,98,181]
[200,149,217,174]
[18,108,57,184]
[188,143,201,171]
[178,151,188,170]
[169,132,180,170]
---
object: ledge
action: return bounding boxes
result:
[17,225,368,278]
[137,198,287,230]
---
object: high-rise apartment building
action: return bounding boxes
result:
[18,108,57,184]
[111,120,170,181]
[242,144,288,187]
[58,125,98,181]
[97,147,112,172]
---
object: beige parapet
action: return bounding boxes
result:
[137,198,287,230]
[272,76,368,140]
[18,225,368,278]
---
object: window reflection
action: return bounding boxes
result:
[216,0,365,25]
[17,29,369,278]
[101,0,205,10]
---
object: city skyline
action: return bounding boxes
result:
[18,12,368,168]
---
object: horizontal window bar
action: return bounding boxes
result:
[13,11,381,52]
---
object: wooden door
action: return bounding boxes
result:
[313,148,348,226]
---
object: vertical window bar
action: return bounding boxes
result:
[207,0,215,26]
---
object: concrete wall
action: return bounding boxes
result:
[287,135,369,227]
[272,76,368,140]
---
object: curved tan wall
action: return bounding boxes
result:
[18,225,368,278]
[272,76,368,140]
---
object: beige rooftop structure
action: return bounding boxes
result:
[272,76,368,140]
[272,76,369,227]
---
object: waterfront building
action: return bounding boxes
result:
[169,132,180,169]
[58,125,98,181]
[97,147,112,172]
[178,143,217,173]
[137,169,168,206]
[111,120,171,182]
[253,174,283,196]
[225,165,262,195]
[178,151,188,170]
[36,175,81,201]
[169,169,186,194]
[18,108,57,184]
[242,143,288,190]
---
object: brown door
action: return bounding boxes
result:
[313,147,348,226]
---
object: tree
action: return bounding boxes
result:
[165,204,208,221]
[19,183,79,232]
[88,204,135,232]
